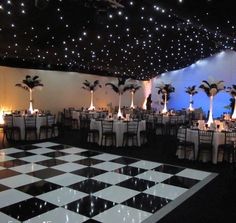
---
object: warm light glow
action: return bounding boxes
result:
[0,106,12,124]
[88,90,96,110]
[232,96,236,119]
[142,80,152,110]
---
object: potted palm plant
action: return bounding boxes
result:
[82,80,101,110]
[199,79,225,125]
[226,85,236,119]
[15,75,43,114]
[105,77,132,118]
[129,83,141,109]
[185,85,198,111]
[157,83,175,113]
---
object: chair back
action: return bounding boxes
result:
[4,115,14,127]
[102,120,114,133]
[177,126,187,142]
[47,115,55,127]
[223,131,236,145]
[24,116,36,128]
[198,130,214,145]
[126,120,139,134]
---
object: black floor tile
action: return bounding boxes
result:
[0,184,10,192]
[117,177,155,191]
[162,176,200,189]
[64,195,115,218]
[114,166,146,176]
[72,167,106,178]
[27,168,64,179]
[48,144,72,150]
[9,151,35,158]
[0,159,29,168]
[69,179,111,194]
[110,157,138,165]
[83,219,102,223]
[74,158,103,166]
[16,180,62,196]
[122,193,171,213]
[78,151,101,157]
[35,159,67,167]
[16,145,40,150]
[43,151,68,158]
[0,198,57,221]
[154,164,185,174]
[0,169,20,179]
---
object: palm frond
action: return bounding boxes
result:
[105,83,119,94]
[16,75,43,90]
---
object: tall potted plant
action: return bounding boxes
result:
[185,85,198,111]
[199,79,225,125]
[15,75,43,114]
[157,83,175,113]
[82,80,101,110]
[129,83,141,109]
[105,78,132,118]
[227,84,236,119]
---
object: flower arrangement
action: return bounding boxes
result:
[15,75,43,113]
[157,82,175,113]
[82,80,101,110]
[185,85,198,111]
[105,77,132,118]
[226,84,236,119]
[199,79,225,125]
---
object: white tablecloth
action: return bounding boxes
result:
[90,120,146,147]
[12,116,57,140]
[178,129,225,164]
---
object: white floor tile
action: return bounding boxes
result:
[92,162,124,171]
[0,174,41,188]
[145,183,187,200]
[0,155,15,162]
[0,166,5,170]
[136,170,172,183]
[93,185,139,203]
[130,160,162,170]
[19,155,50,163]
[0,148,22,154]
[56,154,86,162]
[27,148,55,154]
[10,163,46,173]
[0,212,21,223]
[37,187,87,206]
[176,168,211,180]
[52,163,86,172]
[33,142,60,147]
[93,204,151,223]
[92,153,121,161]
[60,147,87,154]
[46,173,87,186]
[23,207,88,223]
[92,172,131,185]
[0,189,32,208]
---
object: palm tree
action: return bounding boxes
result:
[226,85,236,119]
[199,79,225,125]
[105,77,132,118]
[185,85,198,111]
[157,83,175,113]
[82,80,101,110]
[129,83,141,109]
[15,75,43,113]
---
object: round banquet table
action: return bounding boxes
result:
[90,119,146,147]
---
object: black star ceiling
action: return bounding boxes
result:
[0,0,236,80]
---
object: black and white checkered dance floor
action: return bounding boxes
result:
[0,142,217,223]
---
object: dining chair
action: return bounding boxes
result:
[24,115,37,140]
[154,115,165,136]
[176,126,195,160]
[2,115,21,143]
[197,130,214,162]
[39,115,56,139]
[217,131,236,164]
[101,120,116,147]
[122,120,139,147]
